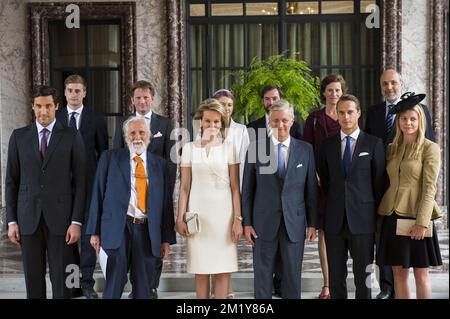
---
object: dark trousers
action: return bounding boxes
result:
[20,217,75,299]
[152,259,163,289]
[103,221,157,299]
[253,222,304,299]
[325,221,374,299]
[375,216,394,293]
[80,224,97,289]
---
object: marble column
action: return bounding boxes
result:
[381,0,402,70]
[429,0,448,206]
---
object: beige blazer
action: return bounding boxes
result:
[377,139,442,227]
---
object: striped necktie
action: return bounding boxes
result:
[385,104,395,136]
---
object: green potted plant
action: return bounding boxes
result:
[230,53,320,124]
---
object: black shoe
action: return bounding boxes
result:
[150,288,158,299]
[128,289,157,299]
[272,288,281,298]
[82,287,98,299]
[376,290,394,299]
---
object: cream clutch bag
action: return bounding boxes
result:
[185,212,201,235]
[396,219,432,237]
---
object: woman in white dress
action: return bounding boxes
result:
[176,99,243,299]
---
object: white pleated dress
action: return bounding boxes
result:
[181,140,239,274]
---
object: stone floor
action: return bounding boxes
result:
[0,229,448,299]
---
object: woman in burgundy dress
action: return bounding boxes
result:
[302,74,347,299]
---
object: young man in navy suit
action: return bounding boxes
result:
[87,117,176,299]
[56,74,109,299]
[6,85,86,298]
[319,95,385,299]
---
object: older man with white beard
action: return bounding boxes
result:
[86,117,176,299]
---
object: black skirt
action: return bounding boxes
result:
[377,213,442,268]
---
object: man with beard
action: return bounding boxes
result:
[86,117,176,299]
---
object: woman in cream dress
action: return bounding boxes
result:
[176,99,243,299]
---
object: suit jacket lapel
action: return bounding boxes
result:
[284,138,299,181]
[56,107,68,126]
[149,114,160,153]
[117,149,131,190]
[42,121,64,168]
[79,107,92,133]
[29,124,42,164]
[348,131,365,175]
[376,103,388,142]
[333,134,346,178]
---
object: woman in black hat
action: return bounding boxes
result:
[377,92,442,299]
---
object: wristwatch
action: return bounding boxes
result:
[234,215,243,221]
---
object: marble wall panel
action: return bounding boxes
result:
[401,0,430,101]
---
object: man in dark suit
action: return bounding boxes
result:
[112,80,175,298]
[247,85,303,141]
[319,94,385,299]
[365,69,435,145]
[6,85,86,299]
[364,69,435,299]
[246,85,303,295]
[87,117,176,299]
[242,100,317,299]
[55,74,109,299]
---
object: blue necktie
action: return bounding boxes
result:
[342,136,352,176]
[278,143,286,179]
[69,112,77,130]
[385,104,395,136]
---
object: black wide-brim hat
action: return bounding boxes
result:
[389,92,426,115]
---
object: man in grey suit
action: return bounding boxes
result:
[6,85,86,298]
[242,100,317,299]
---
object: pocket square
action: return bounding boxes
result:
[358,152,369,157]
[153,131,163,138]
[296,164,303,168]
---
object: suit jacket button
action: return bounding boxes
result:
[40,185,44,188]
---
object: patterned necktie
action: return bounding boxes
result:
[385,104,395,136]
[342,135,352,176]
[69,112,77,130]
[40,128,48,159]
[277,143,286,179]
[134,155,147,214]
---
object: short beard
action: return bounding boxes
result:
[127,140,149,155]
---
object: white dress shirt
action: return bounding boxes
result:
[36,119,56,148]
[271,135,291,169]
[340,128,360,159]
[67,105,84,130]
[136,110,152,130]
